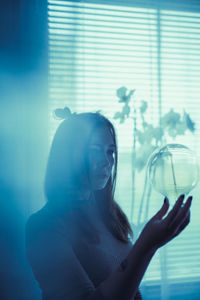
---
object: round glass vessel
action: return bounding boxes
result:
[147,144,199,203]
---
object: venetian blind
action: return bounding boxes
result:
[47,0,200,298]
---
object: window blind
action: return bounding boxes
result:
[47,0,200,298]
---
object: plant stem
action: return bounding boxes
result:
[137,169,147,225]
[130,107,137,222]
[170,154,177,197]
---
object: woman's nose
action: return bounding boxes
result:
[98,152,110,167]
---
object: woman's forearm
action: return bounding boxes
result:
[88,195,192,300]
[97,237,156,300]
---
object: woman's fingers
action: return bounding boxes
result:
[172,211,190,238]
[143,194,193,250]
[168,196,192,232]
[164,194,185,225]
[153,197,170,220]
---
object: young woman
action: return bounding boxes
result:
[26,108,192,300]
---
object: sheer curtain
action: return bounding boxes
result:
[47,1,200,299]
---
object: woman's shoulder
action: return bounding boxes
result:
[27,203,56,229]
[26,203,71,245]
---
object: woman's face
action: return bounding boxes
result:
[88,126,115,191]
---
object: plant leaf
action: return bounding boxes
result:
[184,111,195,132]
[161,109,181,130]
[113,111,122,119]
[116,86,127,99]
[126,89,135,103]
[122,104,130,117]
[152,127,164,142]
[176,122,186,135]
[140,101,148,114]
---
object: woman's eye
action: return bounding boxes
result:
[90,147,100,152]
[89,147,115,159]
[108,150,115,156]
[90,148,101,155]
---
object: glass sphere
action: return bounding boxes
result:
[147,144,199,202]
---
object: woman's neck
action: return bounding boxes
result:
[80,189,91,201]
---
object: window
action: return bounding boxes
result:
[47,0,200,298]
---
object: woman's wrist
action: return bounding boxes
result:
[135,234,158,257]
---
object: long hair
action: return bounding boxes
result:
[45,112,133,243]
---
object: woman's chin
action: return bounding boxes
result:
[92,180,108,191]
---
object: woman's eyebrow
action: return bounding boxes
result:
[90,143,116,148]
[90,143,101,147]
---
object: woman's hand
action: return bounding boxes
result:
[138,194,192,251]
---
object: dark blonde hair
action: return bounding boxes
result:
[45,112,133,243]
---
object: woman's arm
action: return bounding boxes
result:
[26,194,191,300]
[95,194,192,300]
[93,235,155,300]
